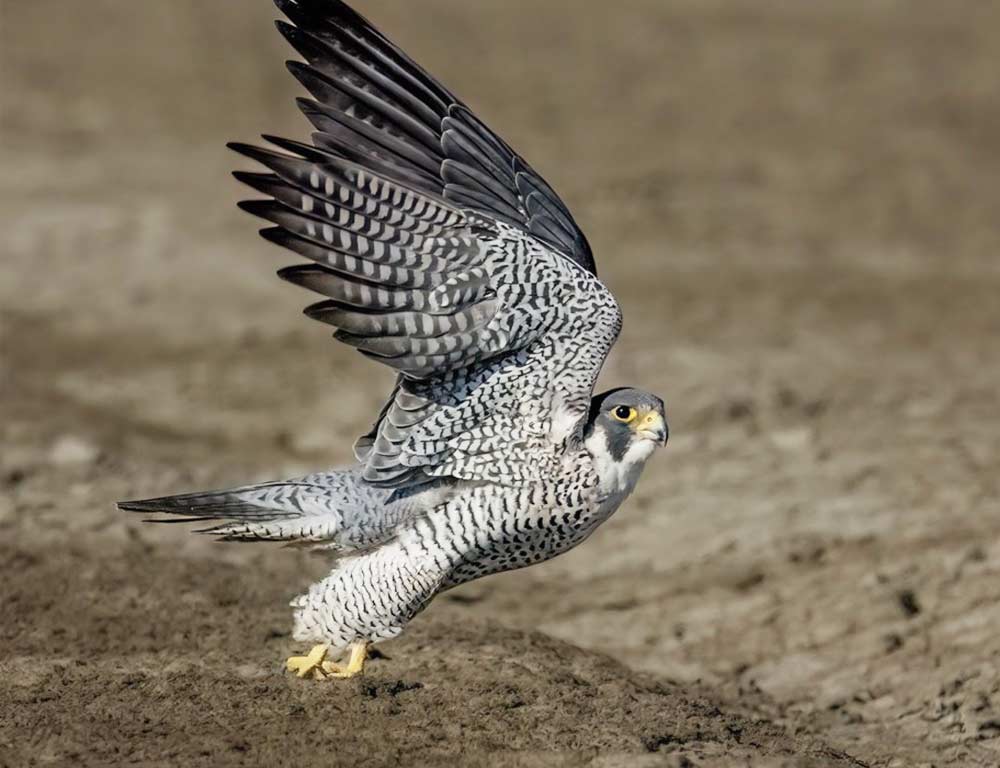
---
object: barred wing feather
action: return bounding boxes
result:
[271,0,595,273]
[230,2,621,488]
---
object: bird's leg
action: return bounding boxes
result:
[285,644,329,680]
[320,642,369,679]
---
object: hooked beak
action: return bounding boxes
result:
[637,411,668,446]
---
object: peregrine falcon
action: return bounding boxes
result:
[120,0,668,680]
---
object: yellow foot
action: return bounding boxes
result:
[285,642,368,680]
[320,642,368,679]
[286,644,329,679]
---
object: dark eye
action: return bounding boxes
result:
[612,405,635,422]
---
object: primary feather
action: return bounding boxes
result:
[225,0,624,489]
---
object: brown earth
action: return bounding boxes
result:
[2,1,999,766]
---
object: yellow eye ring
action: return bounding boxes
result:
[612,405,637,423]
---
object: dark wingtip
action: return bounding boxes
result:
[232,171,285,199]
[303,298,335,320]
[258,226,286,246]
[118,499,156,513]
[226,140,252,155]
[227,141,265,162]
[262,134,329,162]
[228,140,301,165]
[277,263,321,284]
[285,59,312,80]
[295,96,319,114]
[236,199,273,217]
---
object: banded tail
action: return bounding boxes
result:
[118,469,410,550]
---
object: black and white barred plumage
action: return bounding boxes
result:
[121,0,668,658]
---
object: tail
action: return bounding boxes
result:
[118,469,399,550]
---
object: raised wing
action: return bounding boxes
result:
[231,1,621,488]
[269,0,595,273]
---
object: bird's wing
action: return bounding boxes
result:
[231,0,622,488]
[267,0,594,274]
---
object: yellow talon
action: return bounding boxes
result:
[285,642,368,680]
[286,643,328,678]
[321,642,368,679]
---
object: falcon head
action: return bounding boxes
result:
[584,388,668,493]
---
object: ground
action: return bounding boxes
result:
[2,1,999,766]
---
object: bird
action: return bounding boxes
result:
[119,0,668,681]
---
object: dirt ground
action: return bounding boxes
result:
[2,1,999,765]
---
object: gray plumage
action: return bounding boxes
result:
[119,0,668,659]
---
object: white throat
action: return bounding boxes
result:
[584,427,657,498]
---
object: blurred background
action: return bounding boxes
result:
[3,1,999,764]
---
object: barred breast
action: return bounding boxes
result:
[289,451,622,649]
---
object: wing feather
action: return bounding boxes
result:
[269,0,595,272]
[232,1,621,486]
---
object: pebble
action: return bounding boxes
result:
[49,435,100,466]
[769,427,811,452]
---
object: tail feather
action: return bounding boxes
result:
[118,470,394,549]
[119,489,289,523]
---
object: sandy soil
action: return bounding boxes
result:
[2,1,999,765]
